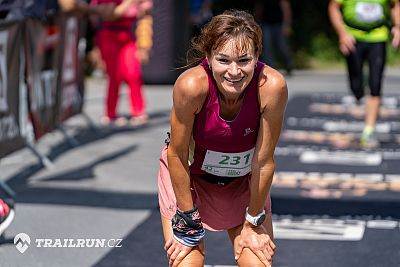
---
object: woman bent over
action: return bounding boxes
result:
[158,10,288,267]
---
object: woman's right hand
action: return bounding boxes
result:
[164,238,203,267]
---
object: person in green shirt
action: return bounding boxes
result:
[328,0,400,148]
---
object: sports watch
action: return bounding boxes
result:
[245,207,266,226]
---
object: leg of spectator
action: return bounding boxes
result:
[276,24,293,73]
[121,42,146,118]
[97,30,123,121]
[345,42,364,101]
[365,42,386,129]
[262,24,274,66]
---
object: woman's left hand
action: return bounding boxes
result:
[234,223,276,266]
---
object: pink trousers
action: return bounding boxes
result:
[97,29,145,119]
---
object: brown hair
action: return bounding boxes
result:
[188,10,262,65]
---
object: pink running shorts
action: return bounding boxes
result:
[158,146,272,231]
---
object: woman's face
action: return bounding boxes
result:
[208,38,258,98]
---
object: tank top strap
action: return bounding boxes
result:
[199,59,218,108]
[255,61,265,75]
[252,61,265,92]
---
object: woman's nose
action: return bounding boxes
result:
[228,62,240,75]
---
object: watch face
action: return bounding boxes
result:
[256,214,266,226]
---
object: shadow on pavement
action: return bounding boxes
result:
[2,110,170,210]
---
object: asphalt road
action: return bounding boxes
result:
[1,67,400,266]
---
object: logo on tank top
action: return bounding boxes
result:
[244,128,254,136]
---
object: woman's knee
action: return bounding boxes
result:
[177,246,205,267]
[236,247,268,267]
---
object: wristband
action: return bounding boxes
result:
[172,207,205,247]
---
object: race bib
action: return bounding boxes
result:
[201,148,255,177]
[355,2,383,23]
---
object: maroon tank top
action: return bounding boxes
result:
[189,59,265,177]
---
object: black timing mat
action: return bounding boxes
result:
[273,93,400,218]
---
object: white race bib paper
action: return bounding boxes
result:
[201,148,255,177]
[355,2,383,23]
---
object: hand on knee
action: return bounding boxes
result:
[236,247,273,267]
[164,238,205,267]
[234,224,275,267]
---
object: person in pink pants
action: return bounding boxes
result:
[92,0,152,126]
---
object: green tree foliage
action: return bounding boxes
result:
[290,0,341,67]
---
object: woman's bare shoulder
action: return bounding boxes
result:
[258,65,288,109]
[259,65,286,89]
[173,65,209,112]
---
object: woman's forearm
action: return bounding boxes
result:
[167,154,194,212]
[248,161,275,215]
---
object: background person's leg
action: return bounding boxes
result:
[120,41,147,119]
[275,24,293,74]
[361,42,386,147]
[97,30,123,121]
[364,96,380,130]
[262,24,274,66]
[365,42,386,129]
[345,42,365,101]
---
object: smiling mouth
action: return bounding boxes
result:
[224,76,245,83]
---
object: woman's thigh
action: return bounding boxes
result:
[227,213,274,267]
[161,215,205,267]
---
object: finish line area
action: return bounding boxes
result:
[97,93,400,267]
